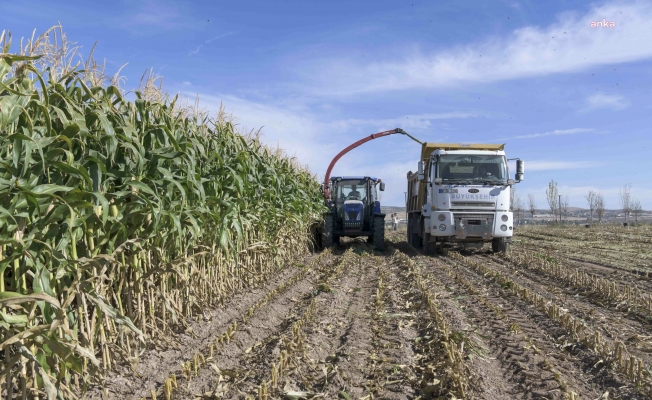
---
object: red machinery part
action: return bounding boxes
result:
[323,128,421,200]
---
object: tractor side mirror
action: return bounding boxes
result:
[379,182,385,191]
[516,159,524,182]
[417,161,425,181]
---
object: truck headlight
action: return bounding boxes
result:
[500,224,507,231]
[501,215,508,222]
[344,212,349,221]
[438,214,445,221]
[439,224,446,231]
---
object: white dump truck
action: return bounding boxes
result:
[406,143,523,253]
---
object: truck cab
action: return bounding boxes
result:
[407,143,523,253]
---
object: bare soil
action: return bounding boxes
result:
[85,229,652,400]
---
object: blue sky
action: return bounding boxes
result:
[2,0,651,208]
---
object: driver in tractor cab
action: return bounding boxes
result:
[348,185,362,200]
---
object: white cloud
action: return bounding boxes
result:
[304,1,652,95]
[583,93,629,111]
[522,160,602,171]
[512,128,594,139]
[328,111,484,136]
[116,0,192,31]
[189,32,237,56]
[182,81,192,85]
[192,93,326,169]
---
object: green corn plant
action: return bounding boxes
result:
[0,28,325,399]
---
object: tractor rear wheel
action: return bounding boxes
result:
[372,215,385,251]
[322,214,333,249]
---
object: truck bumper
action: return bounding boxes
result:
[428,211,513,240]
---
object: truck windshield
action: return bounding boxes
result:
[437,155,507,184]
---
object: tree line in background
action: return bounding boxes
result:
[510,181,645,225]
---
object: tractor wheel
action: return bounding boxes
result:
[311,223,322,251]
[372,215,385,251]
[492,237,508,253]
[322,214,333,249]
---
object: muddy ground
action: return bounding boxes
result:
[86,228,652,400]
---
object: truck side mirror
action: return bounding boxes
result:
[417,161,425,181]
[434,178,442,184]
[379,182,385,191]
[516,160,524,181]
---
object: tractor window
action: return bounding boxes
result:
[337,179,368,201]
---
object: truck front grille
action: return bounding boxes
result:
[453,213,494,239]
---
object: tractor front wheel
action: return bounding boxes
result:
[322,214,334,249]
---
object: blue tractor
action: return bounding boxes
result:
[318,128,422,251]
[322,176,386,250]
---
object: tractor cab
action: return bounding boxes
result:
[322,176,386,249]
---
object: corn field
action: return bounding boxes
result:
[0,30,324,399]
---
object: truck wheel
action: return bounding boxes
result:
[412,218,423,249]
[407,218,413,245]
[423,232,437,255]
[410,216,422,249]
[492,238,508,253]
[372,215,385,251]
[322,214,333,249]
[334,235,341,246]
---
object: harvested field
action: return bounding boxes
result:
[82,225,652,400]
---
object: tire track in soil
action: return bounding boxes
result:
[273,250,381,399]
[271,243,420,400]
[434,253,639,399]
[387,247,497,399]
[414,254,577,399]
[404,260,519,400]
[310,252,378,399]
[475,253,652,368]
[85,256,320,400]
[370,255,419,399]
[173,253,345,399]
